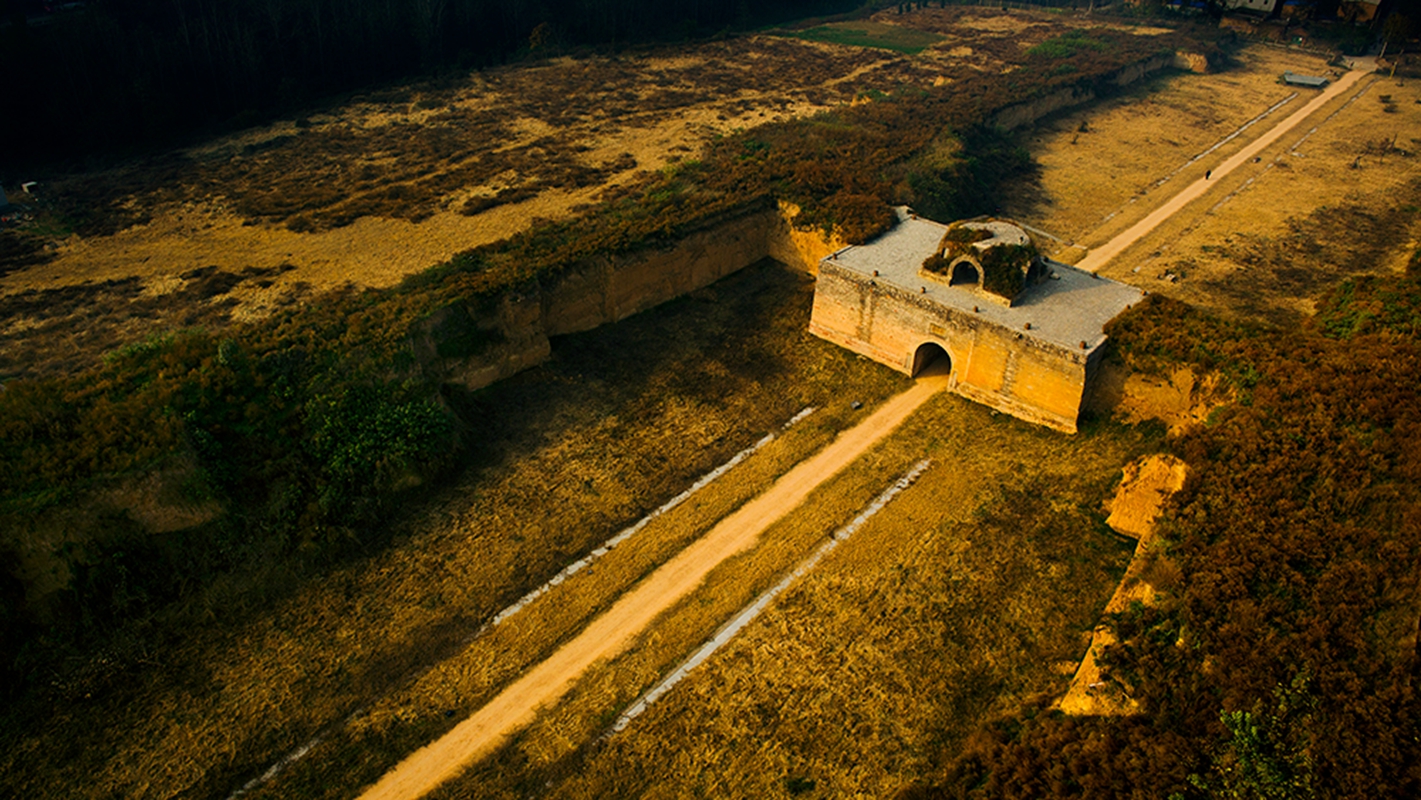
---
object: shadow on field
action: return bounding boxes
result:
[446,258,811,476]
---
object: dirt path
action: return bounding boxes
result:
[357,368,951,800]
[1076,64,1369,274]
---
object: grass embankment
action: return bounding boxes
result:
[906,249,1421,799]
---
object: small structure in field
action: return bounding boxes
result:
[1282,71,1329,88]
[809,209,1143,433]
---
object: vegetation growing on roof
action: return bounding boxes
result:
[926,223,1038,299]
[979,242,1038,299]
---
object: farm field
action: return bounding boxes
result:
[1006,44,1421,325]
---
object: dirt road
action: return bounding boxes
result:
[1076,64,1369,273]
[357,367,951,800]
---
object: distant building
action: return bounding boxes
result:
[808,211,1143,433]
[1225,0,1279,14]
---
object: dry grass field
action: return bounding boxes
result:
[1005,45,1421,325]
[420,396,1153,800]
[233,305,1156,800]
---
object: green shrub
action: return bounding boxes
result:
[978,243,1036,299]
[1028,30,1112,60]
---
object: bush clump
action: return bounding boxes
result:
[978,243,1037,299]
[1028,30,1113,60]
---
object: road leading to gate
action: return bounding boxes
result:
[1076,62,1370,274]
[358,363,954,800]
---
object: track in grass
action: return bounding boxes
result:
[357,370,951,800]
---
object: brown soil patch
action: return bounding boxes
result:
[951,13,1047,35]
[1104,454,1189,540]
[1087,362,1229,435]
[1057,454,1187,716]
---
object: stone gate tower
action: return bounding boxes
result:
[808,209,1144,433]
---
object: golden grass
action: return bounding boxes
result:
[1108,67,1421,323]
[4,256,1162,800]
[1007,47,1334,251]
[1008,45,1421,325]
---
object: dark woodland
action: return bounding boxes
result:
[1,0,859,168]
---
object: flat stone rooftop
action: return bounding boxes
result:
[825,211,1146,353]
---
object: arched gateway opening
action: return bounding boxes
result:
[912,342,951,378]
[950,261,980,287]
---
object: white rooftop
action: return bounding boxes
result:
[961,219,1031,251]
[1283,71,1328,88]
[824,210,1145,353]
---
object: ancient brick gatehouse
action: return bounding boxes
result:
[808,210,1143,433]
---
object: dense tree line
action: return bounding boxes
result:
[905,250,1421,799]
[0,0,860,170]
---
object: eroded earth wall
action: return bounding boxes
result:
[990,50,1210,131]
[412,203,841,392]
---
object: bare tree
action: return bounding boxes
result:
[1379,12,1412,60]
